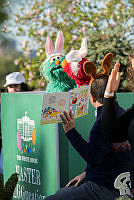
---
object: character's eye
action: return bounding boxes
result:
[49,56,57,63]
[49,55,63,63]
[56,55,63,59]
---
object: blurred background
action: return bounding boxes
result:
[0,0,134,91]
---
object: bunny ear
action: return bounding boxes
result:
[55,31,64,53]
[79,38,88,58]
[83,61,98,84]
[101,53,113,75]
[45,36,54,57]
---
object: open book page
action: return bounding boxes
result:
[70,85,90,118]
[40,86,90,125]
[40,92,70,124]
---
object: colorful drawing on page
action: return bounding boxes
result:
[40,92,70,124]
[70,85,90,118]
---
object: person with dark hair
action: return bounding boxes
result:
[4,72,30,93]
[102,63,134,197]
[44,76,131,200]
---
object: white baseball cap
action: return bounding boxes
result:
[4,72,25,87]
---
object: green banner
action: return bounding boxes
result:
[1,93,59,199]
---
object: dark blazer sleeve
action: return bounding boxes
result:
[66,128,110,165]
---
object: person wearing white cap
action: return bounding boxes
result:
[0,72,30,181]
[4,72,28,93]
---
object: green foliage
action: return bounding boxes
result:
[0,0,8,24]
[0,173,18,200]
[0,0,21,90]
[0,0,8,42]
[0,50,22,89]
[4,0,134,91]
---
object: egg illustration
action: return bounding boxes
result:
[72,97,77,104]
[17,132,22,151]
[32,129,36,146]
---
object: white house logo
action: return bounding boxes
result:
[17,112,37,154]
[14,113,45,199]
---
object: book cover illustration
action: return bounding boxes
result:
[40,92,70,124]
[40,85,90,125]
[70,85,90,118]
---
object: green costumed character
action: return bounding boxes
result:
[40,31,76,93]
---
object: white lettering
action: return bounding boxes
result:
[17,155,38,164]
[14,184,45,199]
[27,168,32,184]
[22,156,29,162]
[30,158,38,164]
[36,170,41,185]
[16,165,41,185]
[17,155,21,161]
[23,167,28,182]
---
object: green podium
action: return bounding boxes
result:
[1,92,134,199]
[1,92,93,199]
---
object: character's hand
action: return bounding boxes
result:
[60,110,75,133]
[66,172,86,187]
[105,63,120,97]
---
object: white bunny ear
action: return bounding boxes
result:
[79,38,88,58]
[55,31,64,53]
[45,36,54,57]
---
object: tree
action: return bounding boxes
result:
[5,0,134,90]
[126,50,134,91]
[0,0,21,89]
[0,0,8,38]
[0,49,23,89]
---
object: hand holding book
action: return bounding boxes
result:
[60,110,75,133]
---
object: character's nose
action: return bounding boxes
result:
[55,60,60,65]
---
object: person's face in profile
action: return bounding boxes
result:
[7,84,21,93]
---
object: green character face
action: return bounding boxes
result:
[41,55,66,81]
